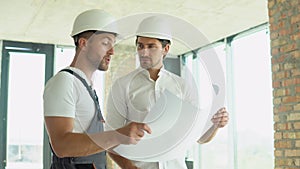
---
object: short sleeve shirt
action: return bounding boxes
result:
[43,67,96,133]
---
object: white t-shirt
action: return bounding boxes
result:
[105,67,198,169]
[43,67,96,133]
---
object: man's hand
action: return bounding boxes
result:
[212,107,229,128]
[198,107,229,143]
[116,122,152,145]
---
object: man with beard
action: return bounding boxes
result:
[43,9,151,169]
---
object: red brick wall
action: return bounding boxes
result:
[268,0,300,168]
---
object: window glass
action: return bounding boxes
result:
[183,28,273,169]
[54,47,74,73]
[232,29,273,169]
[6,52,45,169]
[198,44,230,169]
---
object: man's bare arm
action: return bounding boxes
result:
[45,117,151,158]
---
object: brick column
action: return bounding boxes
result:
[268,0,300,168]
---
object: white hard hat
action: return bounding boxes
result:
[136,15,172,41]
[71,9,118,37]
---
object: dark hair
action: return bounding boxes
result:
[73,30,117,48]
[73,30,96,47]
[135,36,171,48]
[158,39,171,47]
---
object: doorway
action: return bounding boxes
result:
[0,41,54,169]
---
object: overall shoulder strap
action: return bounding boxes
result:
[60,69,104,122]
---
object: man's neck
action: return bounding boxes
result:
[70,54,94,83]
[148,68,161,81]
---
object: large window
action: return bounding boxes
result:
[232,28,273,169]
[6,52,45,169]
[183,24,273,169]
[184,43,230,169]
[0,41,54,169]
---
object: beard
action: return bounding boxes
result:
[139,56,162,69]
[97,58,109,71]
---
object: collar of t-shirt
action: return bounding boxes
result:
[66,66,93,87]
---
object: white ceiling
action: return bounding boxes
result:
[0,0,269,55]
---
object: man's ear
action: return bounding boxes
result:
[77,37,88,50]
[162,44,170,56]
